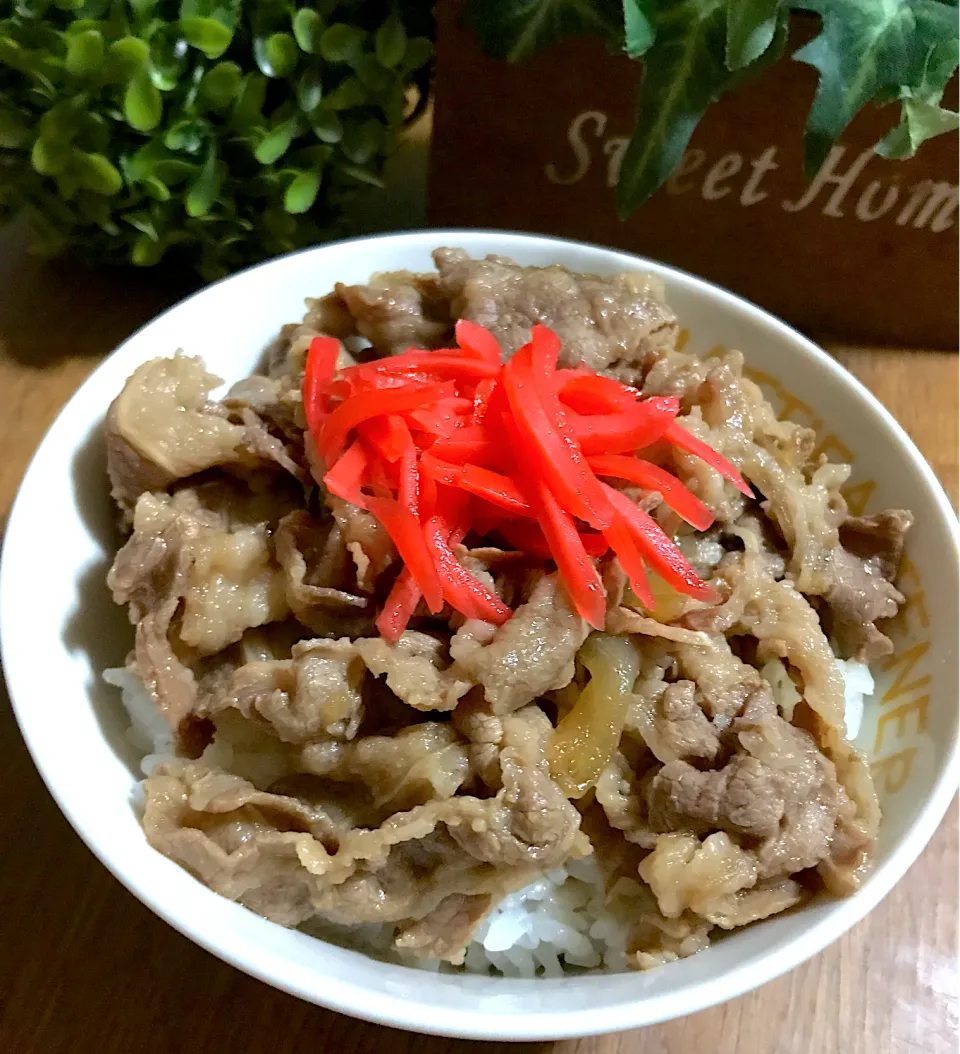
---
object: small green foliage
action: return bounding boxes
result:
[0,0,434,278]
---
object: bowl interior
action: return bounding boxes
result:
[2,231,957,1041]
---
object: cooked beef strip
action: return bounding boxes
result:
[433,247,678,378]
[449,573,588,714]
[824,510,913,661]
[354,632,472,713]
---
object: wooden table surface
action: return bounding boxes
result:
[0,221,956,1054]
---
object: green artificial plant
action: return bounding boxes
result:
[0,0,432,278]
[466,0,960,217]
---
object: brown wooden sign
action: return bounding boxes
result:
[428,7,959,348]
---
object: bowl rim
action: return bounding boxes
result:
[3,228,959,1041]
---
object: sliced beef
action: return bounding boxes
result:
[447,706,584,868]
[144,759,541,953]
[433,247,678,376]
[394,893,495,963]
[108,487,292,739]
[595,749,658,849]
[329,497,396,592]
[106,355,303,518]
[274,510,371,635]
[334,271,452,355]
[108,491,199,736]
[299,722,471,814]
[638,832,804,930]
[646,695,853,880]
[824,510,913,661]
[355,632,472,712]
[203,638,366,743]
[634,680,722,763]
[449,574,588,714]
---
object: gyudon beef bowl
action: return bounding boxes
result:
[3,232,957,1041]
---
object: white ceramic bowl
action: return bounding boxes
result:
[3,231,958,1041]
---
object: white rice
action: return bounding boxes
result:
[105,656,877,977]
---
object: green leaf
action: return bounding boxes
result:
[284,168,321,212]
[256,32,300,77]
[311,109,343,143]
[323,75,366,110]
[150,23,192,91]
[319,23,366,63]
[353,53,395,95]
[254,116,300,163]
[163,119,207,153]
[181,17,234,59]
[792,0,959,176]
[180,0,240,30]
[877,95,960,158]
[38,97,87,144]
[105,36,150,81]
[199,60,242,108]
[399,36,433,73]
[340,117,382,164]
[293,8,324,54]
[124,70,163,131]
[64,28,104,76]
[141,175,172,201]
[230,72,267,128]
[132,232,166,266]
[615,0,730,218]
[297,66,324,111]
[72,150,123,195]
[124,210,159,239]
[31,137,70,175]
[186,145,220,216]
[464,0,624,63]
[725,0,780,70]
[623,0,654,58]
[874,29,960,159]
[375,14,407,68]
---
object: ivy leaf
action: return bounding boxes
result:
[725,0,780,70]
[623,0,654,58]
[615,0,731,218]
[464,0,625,63]
[792,0,959,176]
[876,94,960,158]
[876,32,960,157]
